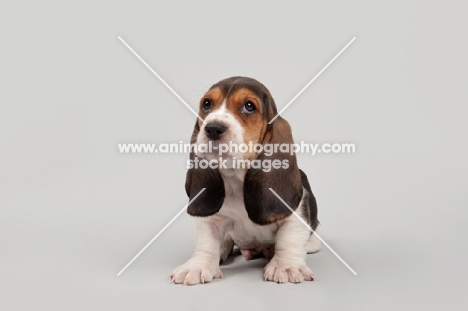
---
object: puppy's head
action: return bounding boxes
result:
[186,77,303,225]
[193,77,277,161]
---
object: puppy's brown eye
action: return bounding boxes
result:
[202,99,212,111]
[243,101,256,113]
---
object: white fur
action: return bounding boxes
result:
[306,224,322,253]
[217,168,279,250]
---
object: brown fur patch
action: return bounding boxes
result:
[197,87,225,126]
[225,87,268,159]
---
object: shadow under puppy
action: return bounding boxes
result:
[171,77,321,285]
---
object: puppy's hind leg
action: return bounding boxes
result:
[220,234,234,263]
[305,224,322,254]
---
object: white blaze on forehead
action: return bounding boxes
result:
[195,99,245,159]
[205,99,228,121]
[203,99,243,133]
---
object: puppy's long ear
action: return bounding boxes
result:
[243,116,303,225]
[186,121,225,216]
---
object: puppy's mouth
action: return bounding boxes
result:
[194,142,237,160]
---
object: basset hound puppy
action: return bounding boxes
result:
[170,77,321,285]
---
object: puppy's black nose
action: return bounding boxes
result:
[204,123,227,140]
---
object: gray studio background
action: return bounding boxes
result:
[1,1,467,310]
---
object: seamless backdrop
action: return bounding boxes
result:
[1,1,467,310]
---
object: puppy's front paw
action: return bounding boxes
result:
[264,258,314,283]
[170,258,223,285]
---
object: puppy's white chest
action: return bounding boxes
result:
[217,169,279,248]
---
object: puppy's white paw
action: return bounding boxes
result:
[170,258,223,285]
[264,258,314,283]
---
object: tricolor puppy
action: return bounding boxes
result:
[170,77,320,285]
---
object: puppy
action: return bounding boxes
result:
[170,77,320,285]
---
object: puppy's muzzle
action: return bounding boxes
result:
[204,123,227,141]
